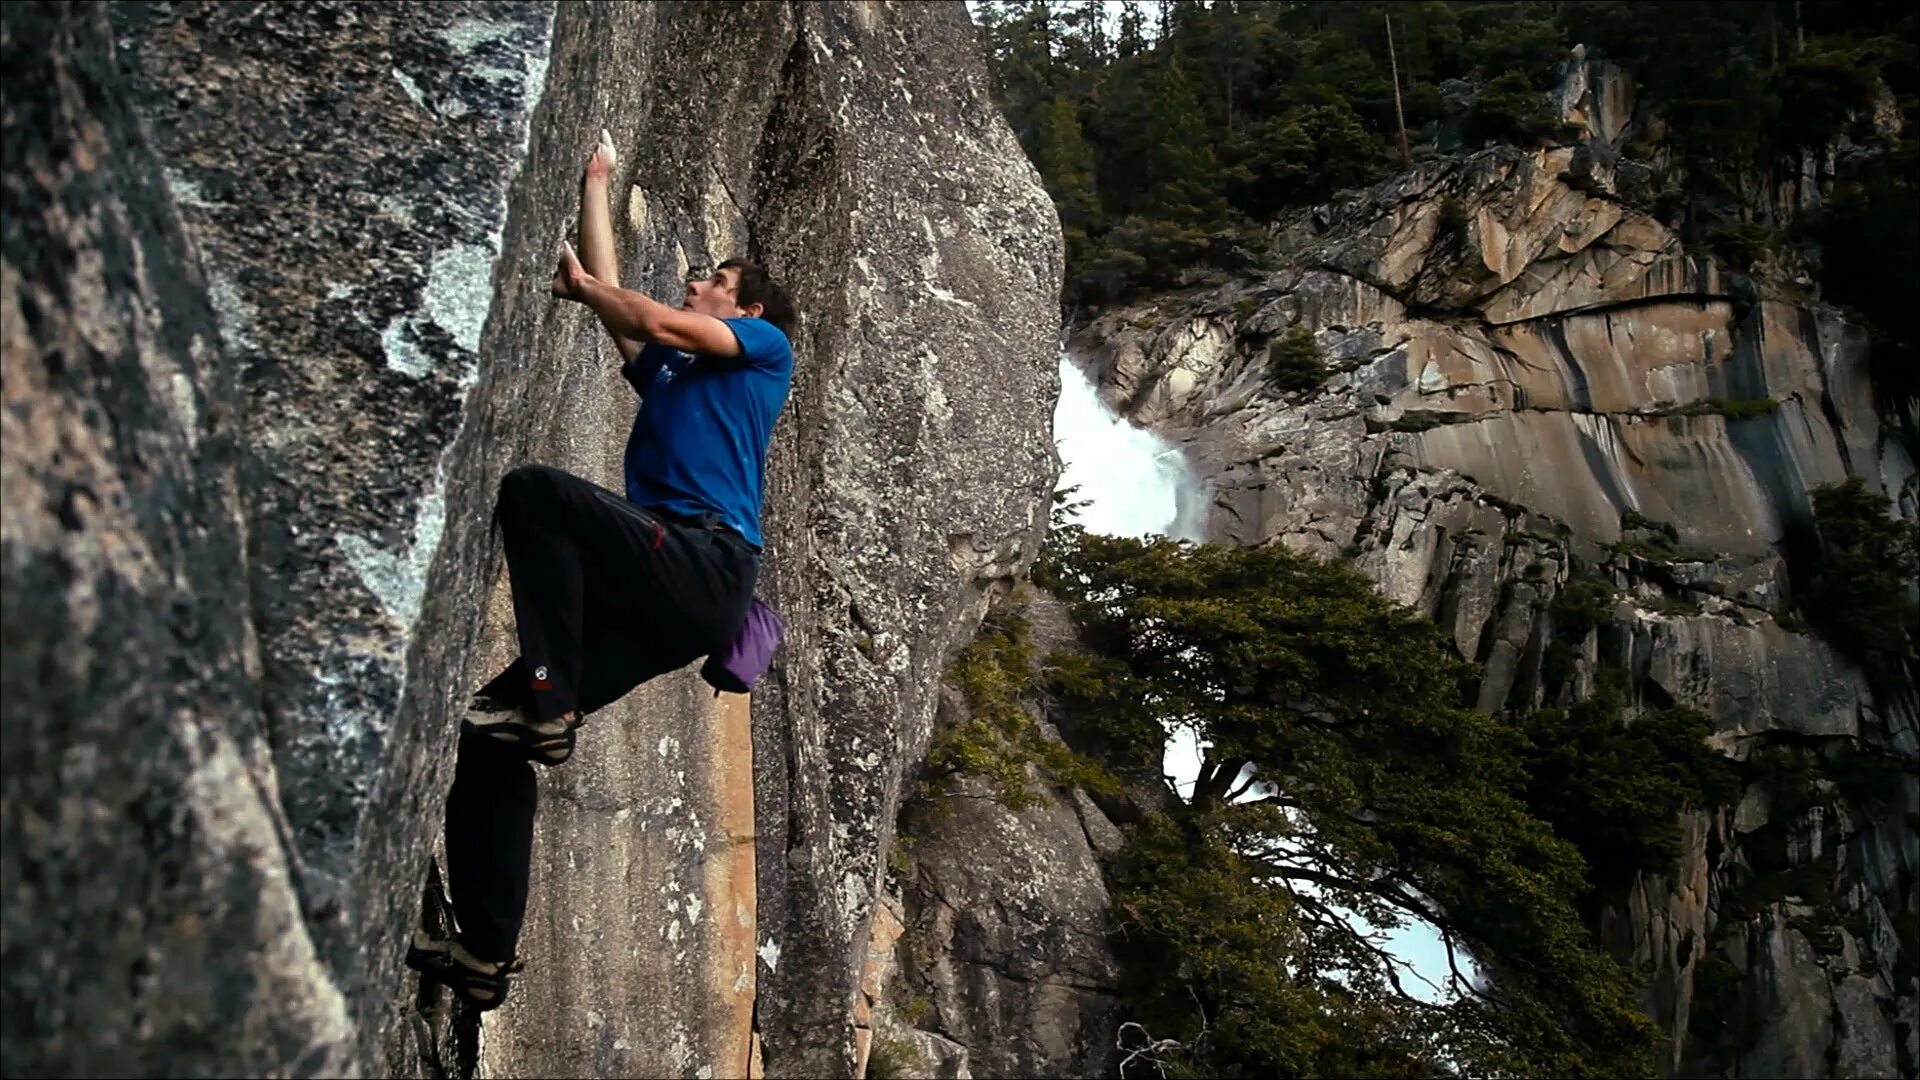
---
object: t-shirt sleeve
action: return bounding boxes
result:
[719,317,794,373]
[623,342,676,395]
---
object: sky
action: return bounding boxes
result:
[967,0,1152,43]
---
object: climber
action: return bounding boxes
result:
[406,129,797,1010]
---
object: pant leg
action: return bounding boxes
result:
[489,464,758,719]
[450,467,757,961]
[472,656,532,712]
[471,578,744,718]
[446,631,691,964]
[493,467,592,722]
[444,731,535,962]
[468,555,748,717]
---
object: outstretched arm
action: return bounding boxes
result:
[553,243,742,359]
[579,129,642,363]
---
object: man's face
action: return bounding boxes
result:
[683,266,744,319]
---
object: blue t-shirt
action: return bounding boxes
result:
[621,317,792,548]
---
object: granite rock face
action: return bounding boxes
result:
[738,4,1063,1074]
[1,5,355,1074]
[873,688,1124,1080]
[98,3,557,1073]
[857,592,1141,1080]
[4,1,1060,1077]
[1070,57,1916,1079]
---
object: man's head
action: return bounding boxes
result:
[682,259,797,341]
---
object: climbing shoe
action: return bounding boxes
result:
[405,930,524,1011]
[466,691,519,715]
[460,707,584,767]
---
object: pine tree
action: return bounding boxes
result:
[1034,95,1102,269]
[1116,0,1148,58]
[1035,531,1666,1077]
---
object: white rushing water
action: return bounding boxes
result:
[1054,356,1207,543]
[1051,352,1460,1005]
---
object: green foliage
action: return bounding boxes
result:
[1687,954,1750,1050]
[1608,509,1720,564]
[1826,745,1910,805]
[1809,157,1920,412]
[1541,573,1612,694]
[1773,43,1884,153]
[1619,508,1675,536]
[1037,532,1486,784]
[887,833,916,876]
[1072,240,1149,307]
[1266,323,1328,394]
[863,1034,925,1080]
[1461,69,1563,147]
[1231,102,1388,215]
[1716,830,1839,923]
[1034,94,1103,275]
[1106,811,1457,1078]
[925,593,1119,811]
[1561,1,1775,168]
[1434,193,1471,255]
[1704,222,1780,273]
[1521,681,1742,898]
[1451,2,1568,86]
[1551,575,1616,639]
[1804,477,1920,684]
[895,992,934,1025]
[1606,538,1721,564]
[1739,745,1827,831]
[1036,529,1661,1077]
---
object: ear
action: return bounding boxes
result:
[741,301,765,320]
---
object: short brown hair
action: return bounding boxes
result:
[720,259,797,342]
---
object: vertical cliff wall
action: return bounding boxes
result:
[2,5,358,1073]
[2,1,1061,1076]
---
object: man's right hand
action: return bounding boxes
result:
[552,241,591,301]
[585,128,617,182]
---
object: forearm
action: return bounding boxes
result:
[575,276,672,342]
[578,174,619,285]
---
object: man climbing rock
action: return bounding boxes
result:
[406,129,796,1010]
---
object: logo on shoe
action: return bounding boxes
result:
[532,665,552,691]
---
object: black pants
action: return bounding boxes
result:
[445,464,758,961]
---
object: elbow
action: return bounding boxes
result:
[636,312,671,343]
[629,300,672,343]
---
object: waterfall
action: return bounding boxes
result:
[1050,351,1461,1005]
[1053,355,1208,542]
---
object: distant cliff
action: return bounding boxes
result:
[1067,57,1916,1079]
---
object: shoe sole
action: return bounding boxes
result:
[461,713,582,767]
[406,941,517,1011]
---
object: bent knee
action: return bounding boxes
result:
[497,464,560,511]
